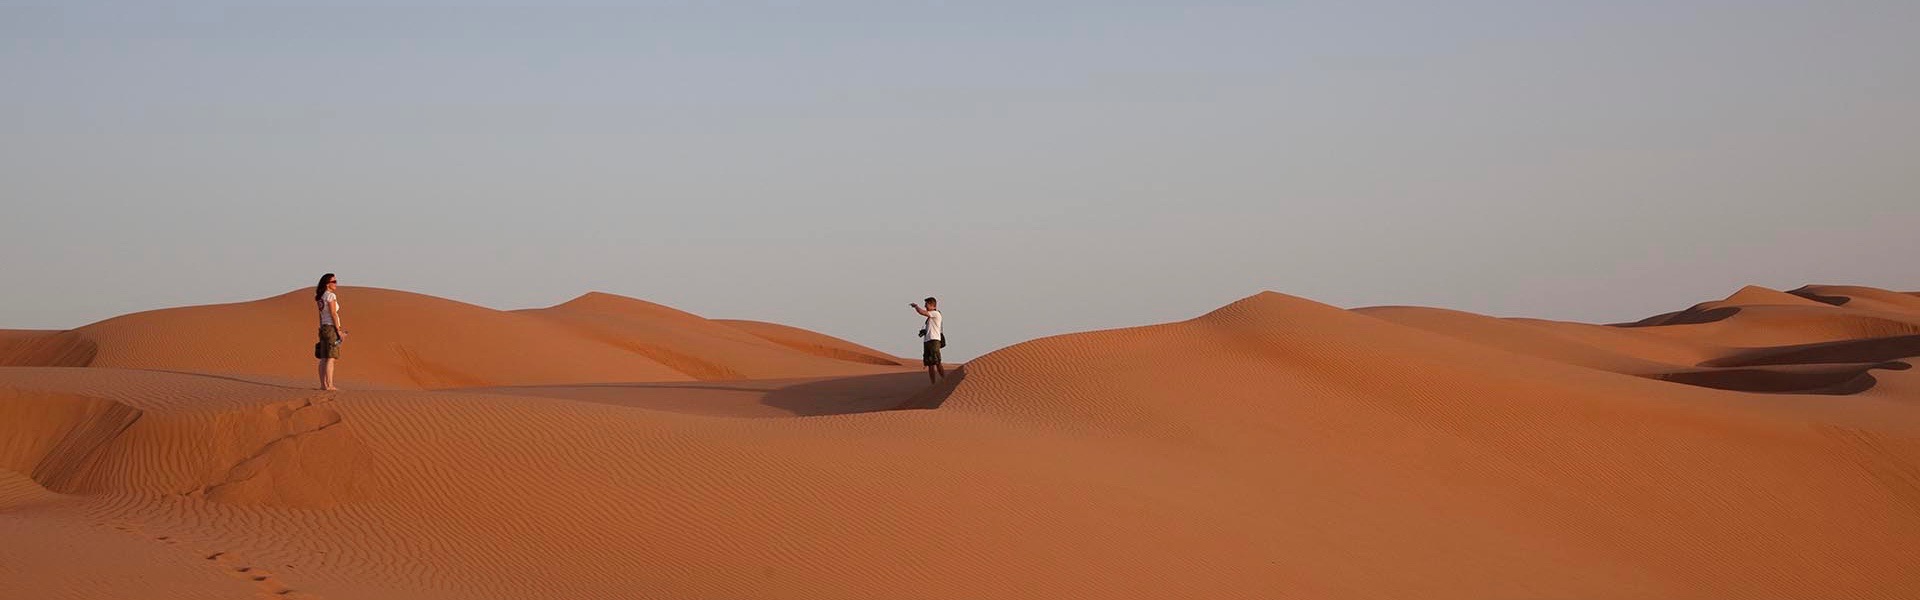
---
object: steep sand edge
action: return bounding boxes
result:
[0,330,96,367]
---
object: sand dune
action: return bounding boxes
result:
[0,288,912,389]
[1623,285,1920,347]
[2,284,1917,599]
[1711,284,1834,308]
[1793,284,1920,312]
[517,292,911,380]
[1621,283,1834,326]
[1358,289,1910,394]
[715,319,910,366]
[1358,305,1703,373]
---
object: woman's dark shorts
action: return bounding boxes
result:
[922,339,942,366]
[317,325,341,359]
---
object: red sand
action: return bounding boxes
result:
[2,284,1916,599]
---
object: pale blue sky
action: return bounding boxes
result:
[3,1,1917,360]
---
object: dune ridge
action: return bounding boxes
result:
[1,284,1917,599]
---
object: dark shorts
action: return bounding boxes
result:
[922,339,942,366]
[316,325,341,359]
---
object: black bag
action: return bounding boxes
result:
[314,342,328,359]
[939,336,948,349]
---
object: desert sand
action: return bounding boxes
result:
[2,284,1917,599]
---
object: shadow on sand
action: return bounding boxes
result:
[1787,286,1852,306]
[1657,362,1909,396]
[1651,334,1920,395]
[760,367,967,416]
[1617,306,1742,328]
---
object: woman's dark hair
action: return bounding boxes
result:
[315,273,336,302]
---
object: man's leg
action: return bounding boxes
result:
[924,341,938,384]
[936,364,946,381]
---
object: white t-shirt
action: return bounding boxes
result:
[319,291,339,326]
[922,309,942,342]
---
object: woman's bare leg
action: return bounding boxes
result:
[322,358,336,391]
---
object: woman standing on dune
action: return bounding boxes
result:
[315,273,347,390]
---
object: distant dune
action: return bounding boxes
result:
[2,284,1916,599]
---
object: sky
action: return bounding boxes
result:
[3,1,1917,360]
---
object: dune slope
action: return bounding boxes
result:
[516,292,910,380]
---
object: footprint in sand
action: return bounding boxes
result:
[110,522,317,600]
[204,547,319,599]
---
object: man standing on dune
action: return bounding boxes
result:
[910,297,945,384]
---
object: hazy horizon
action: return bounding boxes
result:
[4,2,1917,360]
